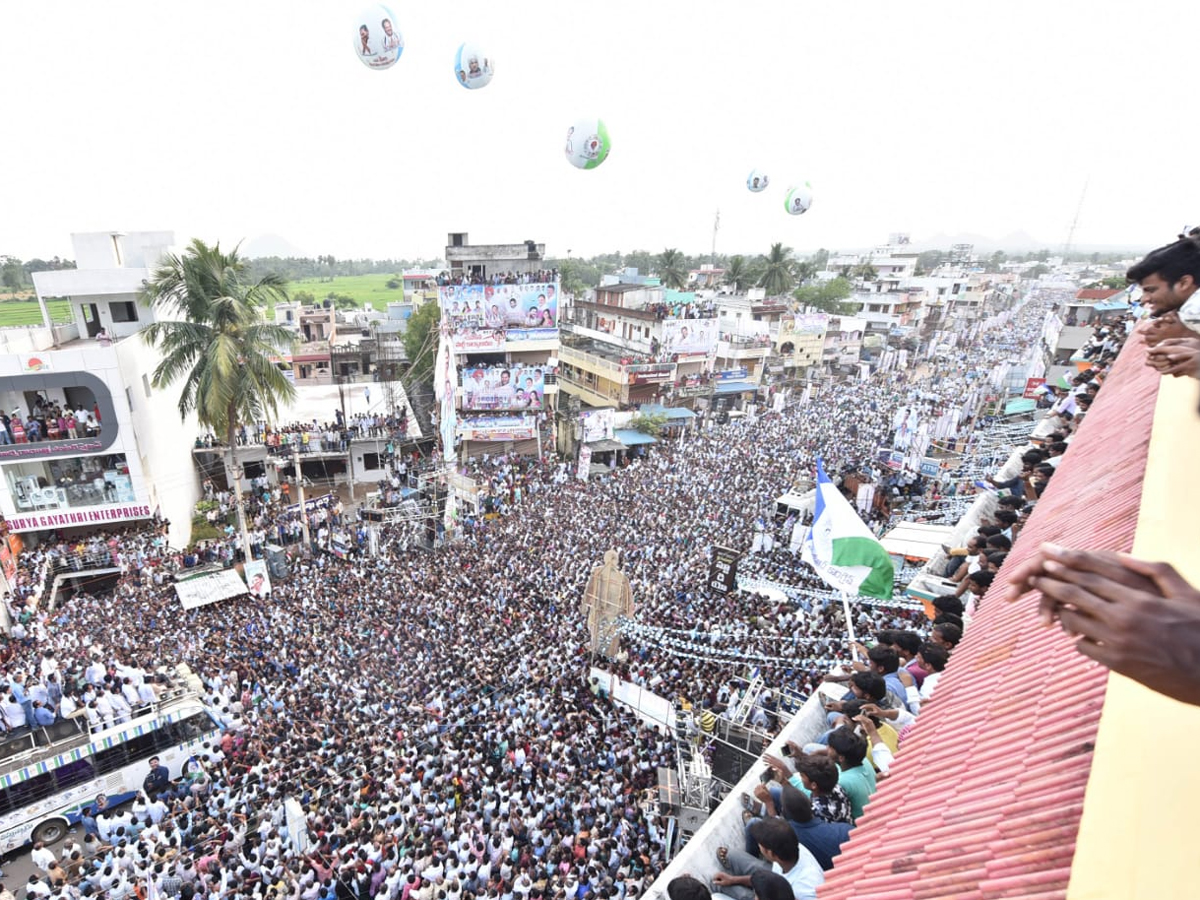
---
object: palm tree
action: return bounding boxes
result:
[793,259,818,286]
[141,239,297,556]
[724,255,757,293]
[758,243,796,296]
[657,248,688,289]
[852,262,878,282]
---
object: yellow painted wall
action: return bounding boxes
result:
[1067,375,1200,900]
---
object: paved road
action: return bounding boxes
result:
[0,825,75,900]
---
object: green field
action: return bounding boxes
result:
[0,298,74,327]
[285,274,406,311]
[0,275,403,327]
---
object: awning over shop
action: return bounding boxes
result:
[585,439,627,452]
[1004,397,1037,416]
[713,380,758,395]
[880,521,957,562]
[638,403,696,420]
[614,429,657,446]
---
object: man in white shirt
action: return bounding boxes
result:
[85,658,106,686]
[30,841,56,874]
[711,817,824,900]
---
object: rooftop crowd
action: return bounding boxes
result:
[1,264,1172,900]
[435,271,560,288]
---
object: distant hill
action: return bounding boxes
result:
[241,233,309,259]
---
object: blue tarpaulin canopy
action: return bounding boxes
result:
[614,428,657,446]
[713,381,758,394]
[638,403,696,420]
[1004,397,1037,416]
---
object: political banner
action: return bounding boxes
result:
[577,444,592,481]
[708,545,740,594]
[451,329,505,352]
[1022,377,1047,399]
[661,318,718,356]
[175,569,248,610]
[580,408,616,443]
[439,282,559,344]
[243,558,273,599]
[630,364,673,384]
[781,313,829,335]
[461,366,548,410]
[457,415,537,442]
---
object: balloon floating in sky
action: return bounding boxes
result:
[454,43,494,89]
[746,170,770,192]
[565,118,611,170]
[353,4,404,70]
[784,182,814,216]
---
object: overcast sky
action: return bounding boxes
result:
[2,1,1195,263]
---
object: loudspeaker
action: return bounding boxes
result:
[265,544,289,579]
[710,740,760,787]
[656,767,680,815]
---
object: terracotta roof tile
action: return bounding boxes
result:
[1074,288,1124,301]
[817,338,1160,899]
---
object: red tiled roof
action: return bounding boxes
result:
[1074,288,1123,301]
[817,339,1161,900]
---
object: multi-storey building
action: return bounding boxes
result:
[444,233,546,281]
[558,276,719,412]
[1,231,200,546]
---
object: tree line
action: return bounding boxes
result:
[0,255,76,293]
[243,255,442,283]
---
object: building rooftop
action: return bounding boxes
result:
[1073,288,1124,301]
[596,283,652,294]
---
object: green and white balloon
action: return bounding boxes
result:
[784,182,813,215]
[565,118,611,170]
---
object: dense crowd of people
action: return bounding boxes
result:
[0,280,1141,900]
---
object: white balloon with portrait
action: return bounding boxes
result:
[784,182,814,216]
[746,169,770,193]
[565,118,612,170]
[454,43,495,89]
[353,5,404,71]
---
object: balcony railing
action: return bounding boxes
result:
[719,336,773,349]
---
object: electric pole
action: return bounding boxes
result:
[712,210,720,266]
[1062,178,1089,262]
[293,441,310,549]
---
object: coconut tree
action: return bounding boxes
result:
[657,248,688,289]
[724,255,759,293]
[140,239,296,556]
[758,243,796,296]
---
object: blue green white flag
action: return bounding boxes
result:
[801,459,894,600]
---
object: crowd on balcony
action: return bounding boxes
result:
[5,253,1193,900]
[0,399,102,446]
[194,411,411,456]
[642,300,717,321]
[436,269,560,287]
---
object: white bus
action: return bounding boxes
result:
[0,683,221,852]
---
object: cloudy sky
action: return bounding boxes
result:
[1,0,1195,263]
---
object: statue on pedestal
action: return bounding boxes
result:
[581,549,634,658]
